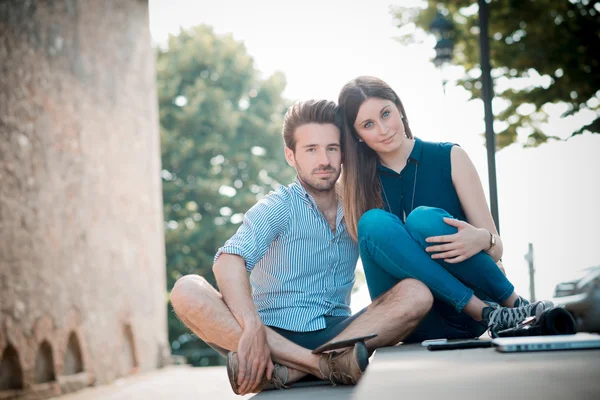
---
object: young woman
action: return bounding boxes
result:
[338,76,552,340]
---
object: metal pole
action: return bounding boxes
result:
[478,0,500,233]
[525,243,536,302]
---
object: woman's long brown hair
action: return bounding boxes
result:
[338,76,414,241]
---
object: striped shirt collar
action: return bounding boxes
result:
[290,176,316,207]
[290,176,344,227]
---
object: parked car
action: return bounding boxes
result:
[552,265,600,333]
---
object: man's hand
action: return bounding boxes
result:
[236,321,274,395]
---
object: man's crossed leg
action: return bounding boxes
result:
[170,275,433,395]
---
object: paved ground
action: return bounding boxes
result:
[51,341,600,400]
[253,385,353,399]
[50,365,251,400]
[254,341,600,400]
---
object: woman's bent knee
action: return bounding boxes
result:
[358,209,388,232]
[358,209,401,241]
[405,206,451,239]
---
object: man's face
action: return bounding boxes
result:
[284,123,342,192]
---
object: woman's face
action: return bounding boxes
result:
[353,97,406,155]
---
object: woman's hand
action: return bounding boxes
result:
[425,218,489,263]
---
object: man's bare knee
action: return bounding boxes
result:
[170,274,217,316]
[390,279,433,318]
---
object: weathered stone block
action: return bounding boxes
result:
[0,0,168,397]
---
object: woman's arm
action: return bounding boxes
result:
[450,146,504,262]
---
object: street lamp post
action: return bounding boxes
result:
[430,12,454,66]
[430,12,454,95]
[429,5,501,233]
[477,0,500,233]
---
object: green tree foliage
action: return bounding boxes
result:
[393,0,599,148]
[156,25,295,364]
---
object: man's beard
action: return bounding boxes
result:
[297,167,340,192]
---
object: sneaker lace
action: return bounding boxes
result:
[521,302,536,316]
[488,306,528,332]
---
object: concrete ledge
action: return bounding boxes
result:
[353,343,600,400]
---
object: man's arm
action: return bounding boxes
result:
[211,189,290,394]
[212,189,290,326]
[213,253,274,395]
[213,253,261,334]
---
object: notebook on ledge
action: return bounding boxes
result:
[492,333,600,353]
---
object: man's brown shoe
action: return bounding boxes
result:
[226,352,289,395]
[318,341,369,385]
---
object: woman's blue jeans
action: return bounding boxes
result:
[358,206,515,342]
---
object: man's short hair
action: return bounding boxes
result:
[282,99,341,152]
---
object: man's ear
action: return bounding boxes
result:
[284,146,295,167]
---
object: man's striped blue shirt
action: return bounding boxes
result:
[214,177,359,332]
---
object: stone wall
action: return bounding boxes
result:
[0,1,169,398]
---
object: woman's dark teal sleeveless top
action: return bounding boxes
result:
[377,137,467,222]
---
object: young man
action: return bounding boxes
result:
[170,100,433,395]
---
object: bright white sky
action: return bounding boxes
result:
[149,0,600,307]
